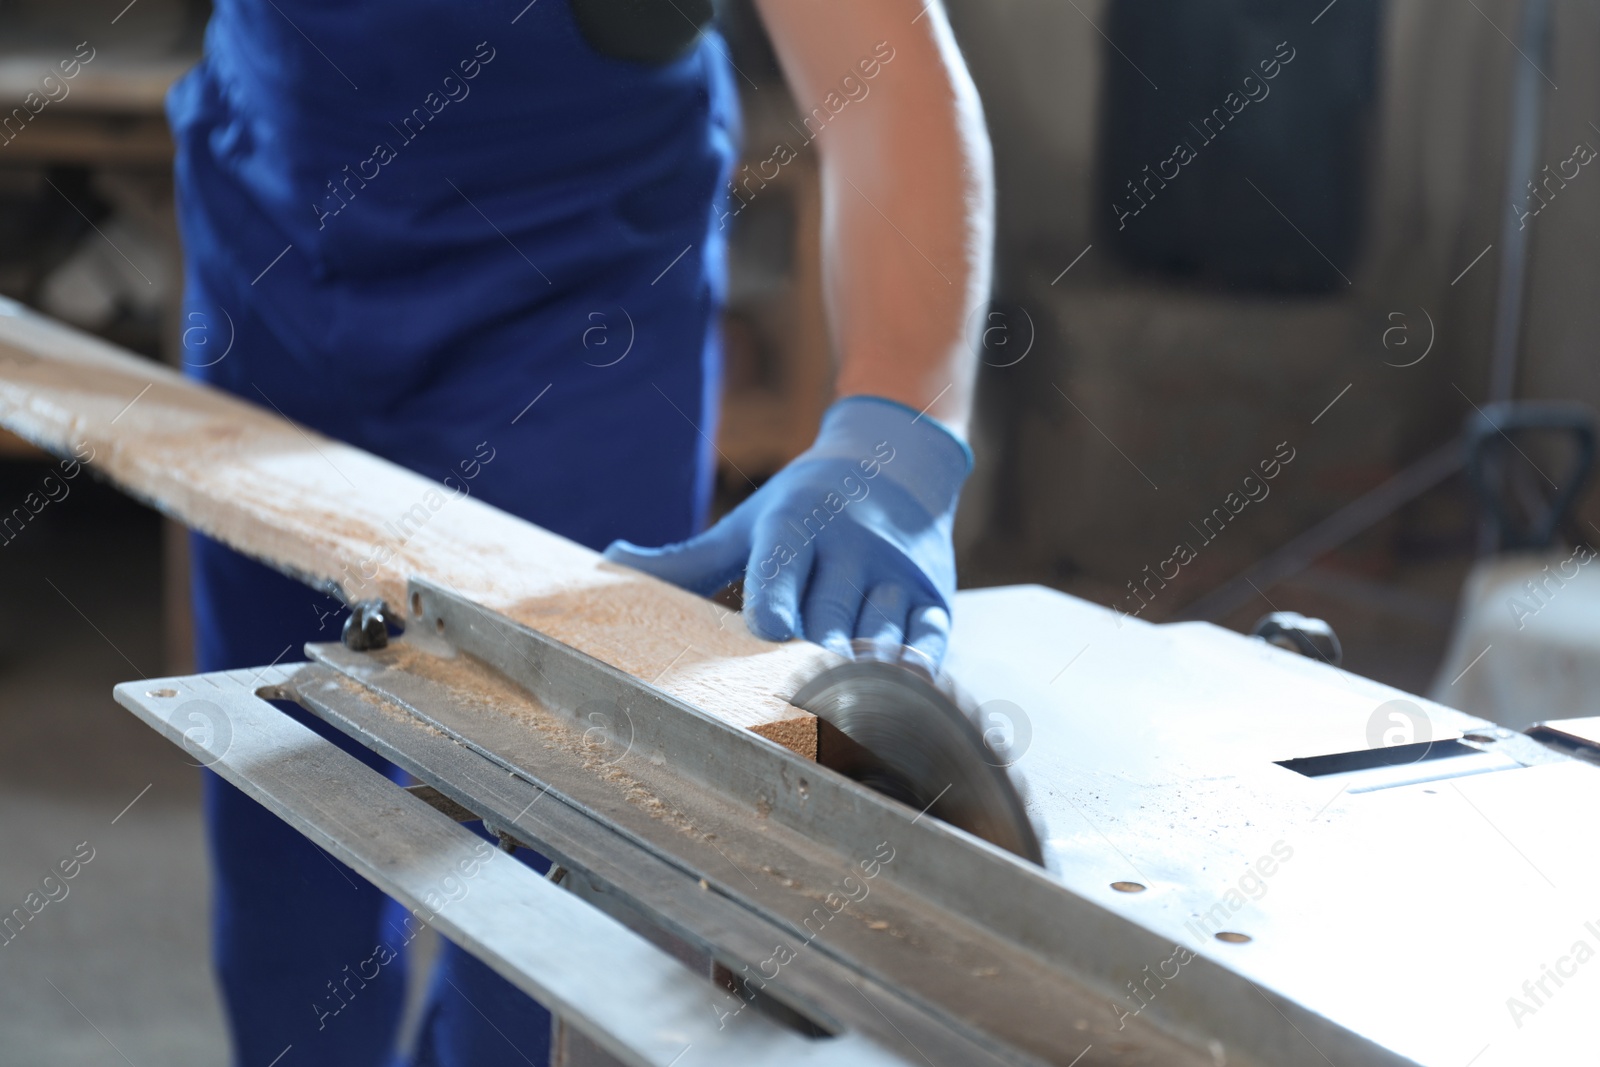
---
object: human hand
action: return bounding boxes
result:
[604,396,971,664]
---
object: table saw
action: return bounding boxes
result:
[116,579,1600,1067]
[1,300,1594,1066]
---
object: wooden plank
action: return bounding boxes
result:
[0,298,825,753]
[0,428,45,458]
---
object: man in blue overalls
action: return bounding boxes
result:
[168,1,992,1063]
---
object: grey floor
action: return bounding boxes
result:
[0,476,229,1066]
[0,469,446,1067]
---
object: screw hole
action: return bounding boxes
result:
[435,616,445,635]
[411,592,422,617]
[1110,881,1146,893]
[146,688,176,698]
[1215,931,1252,944]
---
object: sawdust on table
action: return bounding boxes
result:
[381,641,722,845]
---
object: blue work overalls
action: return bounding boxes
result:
[167,2,738,1062]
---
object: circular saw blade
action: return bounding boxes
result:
[794,653,1042,864]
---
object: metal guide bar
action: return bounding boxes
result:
[289,663,1040,1067]
[385,581,1210,1062]
[298,638,1122,1065]
[293,576,1407,1067]
[112,668,908,1067]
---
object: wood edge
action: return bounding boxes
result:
[749,714,818,761]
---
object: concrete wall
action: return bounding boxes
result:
[946,0,1600,649]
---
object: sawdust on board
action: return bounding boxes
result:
[319,671,456,744]
[378,641,723,845]
[0,319,825,754]
[494,576,825,747]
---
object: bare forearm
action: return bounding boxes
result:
[756,0,993,435]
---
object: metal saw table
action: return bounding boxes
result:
[115,582,1600,1067]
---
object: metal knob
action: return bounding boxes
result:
[342,599,392,651]
[1252,611,1341,667]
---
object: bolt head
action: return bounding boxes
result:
[341,600,390,651]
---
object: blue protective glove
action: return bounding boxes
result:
[604,395,972,664]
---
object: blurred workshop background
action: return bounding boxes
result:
[2,0,1599,1063]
